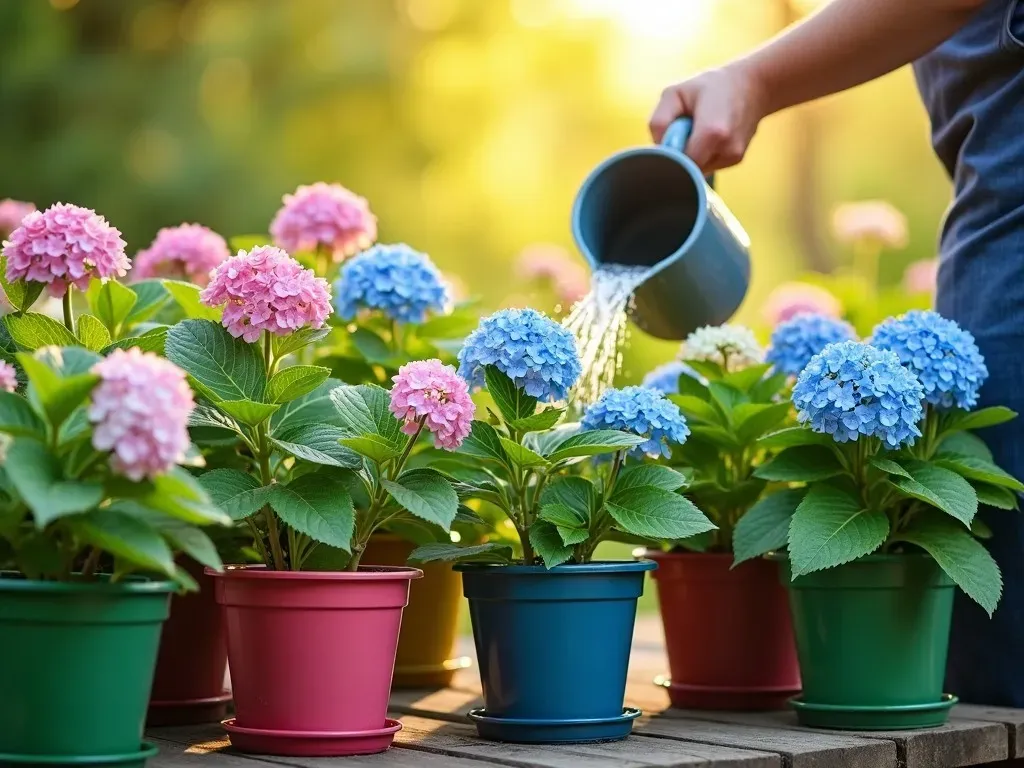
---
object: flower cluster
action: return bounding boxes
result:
[88,348,195,481]
[458,308,581,401]
[389,359,475,450]
[870,310,987,410]
[516,244,589,306]
[133,224,230,286]
[270,182,377,261]
[200,246,332,342]
[793,341,924,447]
[0,361,17,393]
[641,360,701,395]
[767,313,857,377]
[831,200,908,248]
[0,199,35,238]
[582,386,690,459]
[334,244,449,323]
[682,324,763,371]
[761,281,842,326]
[2,203,129,298]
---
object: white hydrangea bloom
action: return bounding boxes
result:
[682,324,764,371]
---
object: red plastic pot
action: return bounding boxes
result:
[648,551,800,710]
[147,560,230,726]
[211,565,421,757]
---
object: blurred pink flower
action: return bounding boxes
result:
[200,246,332,343]
[389,359,475,450]
[2,203,129,298]
[0,361,16,393]
[903,258,938,295]
[270,182,377,262]
[831,201,908,248]
[762,282,842,326]
[0,199,35,238]
[89,348,194,481]
[516,244,590,306]
[134,224,230,286]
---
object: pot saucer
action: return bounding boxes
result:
[0,742,159,767]
[790,693,958,730]
[467,707,641,744]
[393,656,473,689]
[147,691,232,727]
[222,717,402,757]
[654,674,799,711]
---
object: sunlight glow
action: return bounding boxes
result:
[564,0,713,42]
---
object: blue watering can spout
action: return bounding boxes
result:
[570,118,751,341]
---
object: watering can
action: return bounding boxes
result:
[570,117,751,340]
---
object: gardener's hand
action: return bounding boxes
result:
[648,64,768,174]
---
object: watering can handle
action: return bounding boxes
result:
[661,117,716,189]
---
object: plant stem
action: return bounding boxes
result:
[391,319,402,355]
[263,332,276,375]
[62,288,74,333]
[80,548,101,579]
[316,246,330,278]
[257,422,286,570]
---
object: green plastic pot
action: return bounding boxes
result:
[776,554,957,730]
[0,574,174,766]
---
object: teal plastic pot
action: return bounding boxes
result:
[0,575,174,765]
[776,554,956,730]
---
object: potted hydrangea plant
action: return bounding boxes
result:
[413,308,715,744]
[166,244,465,756]
[736,311,1019,729]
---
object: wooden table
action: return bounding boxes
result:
[147,619,1024,768]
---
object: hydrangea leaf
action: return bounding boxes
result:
[788,485,888,576]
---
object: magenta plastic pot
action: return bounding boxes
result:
[210,565,421,757]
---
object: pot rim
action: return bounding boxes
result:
[454,559,657,575]
[206,563,423,581]
[643,549,733,561]
[0,573,175,595]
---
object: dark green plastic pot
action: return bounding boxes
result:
[0,575,174,765]
[776,554,957,730]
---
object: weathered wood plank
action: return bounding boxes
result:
[954,704,1024,758]
[148,736,273,767]
[395,713,780,768]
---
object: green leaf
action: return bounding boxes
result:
[685,359,724,380]
[163,280,222,321]
[676,372,710,400]
[4,312,78,350]
[340,434,404,462]
[457,420,509,465]
[273,327,331,359]
[946,406,1017,433]
[485,366,538,422]
[749,371,790,403]
[0,257,45,312]
[788,485,888,576]
[758,427,834,450]
[544,430,646,462]
[540,476,597,521]
[734,402,792,444]
[688,424,742,449]
[754,446,846,482]
[115,502,224,572]
[606,486,717,540]
[937,431,993,462]
[86,280,137,334]
[508,407,564,433]
[0,392,45,438]
[529,521,574,568]
[732,488,806,566]
[272,378,345,430]
[539,502,588,529]
[4,439,104,526]
[270,470,355,551]
[972,517,994,539]
[724,363,773,392]
[16,352,99,432]
[613,464,688,493]
[669,395,722,425]
[498,437,548,467]
[268,365,331,403]
[165,319,266,402]
[75,314,111,352]
[197,469,271,521]
[381,468,459,529]
[972,482,1019,510]
[329,384,405,446]
[270,423,361,468]
[117,468,232,526]
[409,541,513,564]
[869,457,912,479]
[101,326,168,355]
[217,399,280,427]
[124,280,171,326]
[708,381,745,416]
[415,312,479,340]
[895,514,1002,616]
[66,508,175,577]
[350,327,393,364]
[889,461,978,528]
[935,455,1024,492]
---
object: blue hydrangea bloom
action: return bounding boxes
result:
[767,313,857,377]
[458,308,581,401]
[582,386,690,458]
[869,310,988,410]
[792,341,924,447]
[641,361,702,395]
[333,243,449,323]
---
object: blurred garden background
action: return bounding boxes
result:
[0,0,944,378]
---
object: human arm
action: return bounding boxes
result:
[649,0,987,172]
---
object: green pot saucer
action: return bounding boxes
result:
[790,694,958,731]
[0,742,159,767]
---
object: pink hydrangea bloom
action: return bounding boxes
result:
[88,348,194,481]
[516,244,590,306]
[134,224,230,286]
[762,282,842,326]
[831,201,908,248]
[270,182,377,262]
[0,199,35,238]
[0,361,17,393]
[2,203,129,298]
[200,246,332,342]
[389,359,475,450]
[903,258,938,294]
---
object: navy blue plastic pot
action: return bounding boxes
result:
[455,560,657,743]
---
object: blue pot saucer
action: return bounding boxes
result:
[467,707,641,744]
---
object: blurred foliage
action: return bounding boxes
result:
[0,0,948,381]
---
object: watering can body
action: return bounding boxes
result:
[570,118,751,341]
